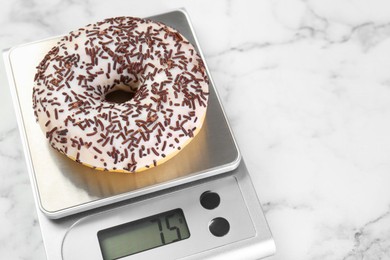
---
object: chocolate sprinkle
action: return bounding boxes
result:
[32,16,209,173]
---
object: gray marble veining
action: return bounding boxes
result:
[1,0,390,259]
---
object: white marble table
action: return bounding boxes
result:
[1,0,390,259]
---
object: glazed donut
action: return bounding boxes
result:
[32,17,209,173]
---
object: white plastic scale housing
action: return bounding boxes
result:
[3,9,275,260]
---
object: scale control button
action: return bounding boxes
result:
[209,217,230,237]
[200,191,220,210]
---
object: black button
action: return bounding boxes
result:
[209,217,230,237]
[200,191,220,210]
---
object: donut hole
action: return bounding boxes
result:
[105,90,135,104]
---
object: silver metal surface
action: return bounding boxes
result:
[3,9,275,260]
[42,160,275,260]
[4,10,240,219]
[62,176,255,260]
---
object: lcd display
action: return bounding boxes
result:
[98,208,190,260]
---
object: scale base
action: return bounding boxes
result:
[3,9,275,260]
[40,160,275,260]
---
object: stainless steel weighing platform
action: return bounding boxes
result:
[4,9,275,260]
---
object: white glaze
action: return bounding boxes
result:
[33,17,208,172]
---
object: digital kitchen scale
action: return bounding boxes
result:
[3,9,275,260]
